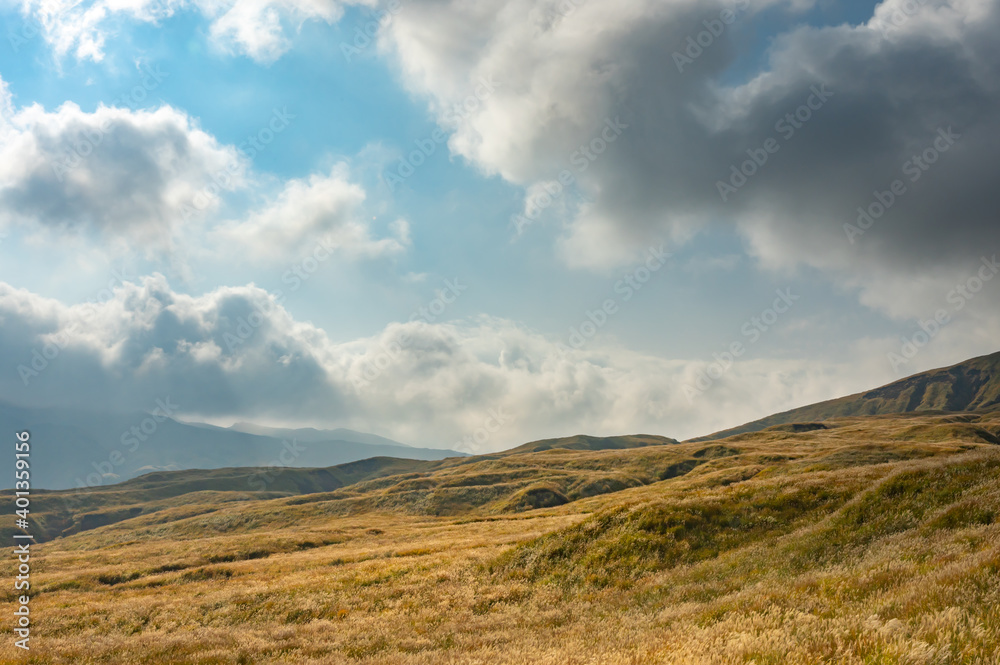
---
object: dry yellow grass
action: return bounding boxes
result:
[1,413,999,664]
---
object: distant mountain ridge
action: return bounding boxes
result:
[690,350,1000,441]
[0,401,463,490]
[226,423,411,448]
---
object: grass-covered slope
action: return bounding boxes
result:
[1,411,998,663]
[2,458,451,542]
[2,434,676,542]
[498,433,677,455]
[691,350,1000,441]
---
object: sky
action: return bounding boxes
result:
[0,0,998,452]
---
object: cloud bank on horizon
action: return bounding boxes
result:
[0,0,998,450]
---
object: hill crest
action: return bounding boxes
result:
[689,350,1000,442]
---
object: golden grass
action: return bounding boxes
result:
[1,413,999,664]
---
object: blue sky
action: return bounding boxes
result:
[0,0,997,449]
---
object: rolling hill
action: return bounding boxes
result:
[2,409,998,663]
[690,350,1000,441]
[3,352,999,662]
[498,433,677,455]
[5,433,679,542]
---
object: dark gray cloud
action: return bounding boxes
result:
[380,0,1000,317]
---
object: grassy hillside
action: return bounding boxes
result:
[499,433,677,455]
[1,411,998,663]
[690,350,1000,441]
[2,457,452,543]
[2,435,676,543]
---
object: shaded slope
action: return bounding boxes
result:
[491,438,1000,591]
[499,433,677,455]
[3,457,448,542]
[690,350,1000,441]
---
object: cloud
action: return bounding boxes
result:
[0,86,243,250]
[378,0,1000,320]
[210,164,410,263]
[20,0,371,63]
[17,0,179,62]
[0,77,402,269]
[0,275,343,419]
[4,273,974,451]
[202,0,359,62]
[4,0,999,452]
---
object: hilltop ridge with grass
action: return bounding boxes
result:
[689,350,1000,441]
